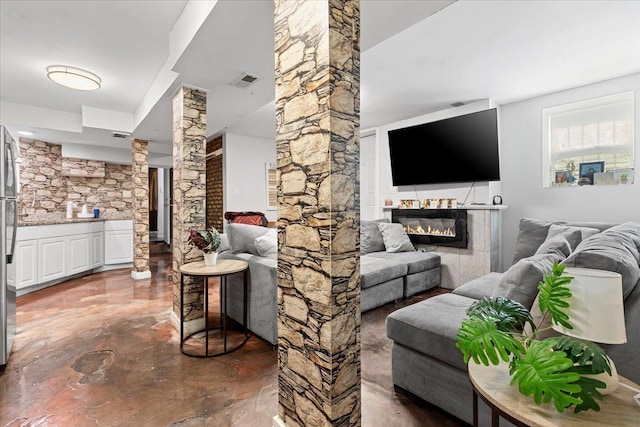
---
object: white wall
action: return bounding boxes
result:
[375,99,502,218]
[500,73,640,265]
[223,132,276,223]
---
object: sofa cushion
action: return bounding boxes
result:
[377,222,415,252]
[361,218,390,255]
[360,255,407,289]
[255,229,277,259]
[546,224,600,250]
[452,272,503,300]
[534,233,573,259]
[563,222,640,299]
[386,293,476,371]
[367,251,440,274]
[227,223,271,255]
[492,252,563,309]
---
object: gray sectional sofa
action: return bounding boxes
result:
[386,218,640,426]
[218,220,442,345]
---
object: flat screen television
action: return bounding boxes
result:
[388,108,500,186]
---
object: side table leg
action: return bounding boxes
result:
[472,388,478,427]
[492,410,499,427]
[243,269,248,332]
[204,276,209,357]
[222,275,227,353]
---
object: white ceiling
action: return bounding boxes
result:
[1,0,639,164]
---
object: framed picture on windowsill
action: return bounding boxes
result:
[578,161,605,185]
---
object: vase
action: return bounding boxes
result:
[203,252,218,266]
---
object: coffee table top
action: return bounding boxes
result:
[179,259,248,276]
[468,361,640,426]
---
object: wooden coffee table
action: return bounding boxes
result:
[468,361,640,426]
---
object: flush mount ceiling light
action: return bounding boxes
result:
[46,65,102,91]
[17,131,34,136]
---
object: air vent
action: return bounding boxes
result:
[230,72,262,89]
[112,131,130,139]
[451,102,465,107]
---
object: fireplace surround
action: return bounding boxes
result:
[392,209,468,248]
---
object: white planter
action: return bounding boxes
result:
[203,252,218,266]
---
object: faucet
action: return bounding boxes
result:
[20,183,36,216]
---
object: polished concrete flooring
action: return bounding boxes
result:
[1,253,467,427]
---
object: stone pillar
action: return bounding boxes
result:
[131,138,151,280]
[171,86,207,332]
[274,1,361,426]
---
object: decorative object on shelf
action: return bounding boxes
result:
[399,199,418,209]
[579,161,605,186]
[188,227,222,266]
[492,195,502,205]
[614,169,634,184]
[384,199,393,206]
[457,262,625,414]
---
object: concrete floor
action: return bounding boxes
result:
[0,253,467,427]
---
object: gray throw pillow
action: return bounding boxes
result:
[546,224,600,250]
[492,252,564,309]
[377,222,415,253]
[361,218,390,255]
[534,233,573,259]
[563,222,640,299]
[227,223,271,255]
[255,229,277,259]
[512,218,555,264]
[218,234,230,252]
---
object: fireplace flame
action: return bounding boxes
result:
[404,224,456,237]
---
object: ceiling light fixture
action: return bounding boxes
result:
[17,131,34,136]
[46,65,102,91]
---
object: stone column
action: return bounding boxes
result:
[131,138,151,280]
[274,1,361,426]
[171,86,207,333]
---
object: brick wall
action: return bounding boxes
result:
[19,138,133,219]
[206,136,223,231]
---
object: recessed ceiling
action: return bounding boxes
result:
[1,0,639,164]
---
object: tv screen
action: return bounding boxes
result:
[388,108,500,186]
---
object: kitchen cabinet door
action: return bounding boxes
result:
[38,236,67,283]
[104,230,133,264]
[92,232,104,268]
[7,239,38,290]
[68,234,91,275]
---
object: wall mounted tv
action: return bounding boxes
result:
[388,108,500,186]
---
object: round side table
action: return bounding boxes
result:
[179,259,250,357]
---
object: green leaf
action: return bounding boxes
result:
[466,297,535,332]
[537,261,573,330]
[510,340,582,412]
[554,336,611,375]
[456,318,524,365]
[569,376,605,413]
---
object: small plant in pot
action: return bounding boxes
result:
[456,262,613,413]
[188,227,221,266]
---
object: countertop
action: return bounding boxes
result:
[18,214,132,227]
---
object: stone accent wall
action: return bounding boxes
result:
[18,138,132,219]
[206,136,223,231]
[61,157,105,177]
[172,86,207,322]
[274,1,361,426]
[132,139,150,273]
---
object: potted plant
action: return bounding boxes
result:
[456,262,613,413]
[188,227,222,266]
[619,173,629,184]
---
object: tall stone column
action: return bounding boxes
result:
[171,86,207,333]
[274,1,361,426]
[131,138,151,280]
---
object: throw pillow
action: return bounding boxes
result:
[563,221,640,299]
[227,223,271,255]
[512,218,555,264]
[492,252,564,310]
[255,229,277,259]
[218,234,230,252]
[361,218,390,255]
[534,233,573,259]
[546,224,600,250]
[377,222,415,253]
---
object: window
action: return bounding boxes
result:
[543,91,634,187]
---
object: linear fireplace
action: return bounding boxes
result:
[392,209,468,248]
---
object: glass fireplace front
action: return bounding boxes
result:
[392,209,468,248]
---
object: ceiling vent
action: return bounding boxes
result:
[112,131,130,139]
[451,102,465,107]
[230,72,261,89]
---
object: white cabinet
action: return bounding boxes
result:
[7,226,38,290]
[104,220,133,265]
[68,234,91,275]
[92,233,104,268]
[38,236,67,283]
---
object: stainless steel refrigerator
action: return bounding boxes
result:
[1,124,18,366]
